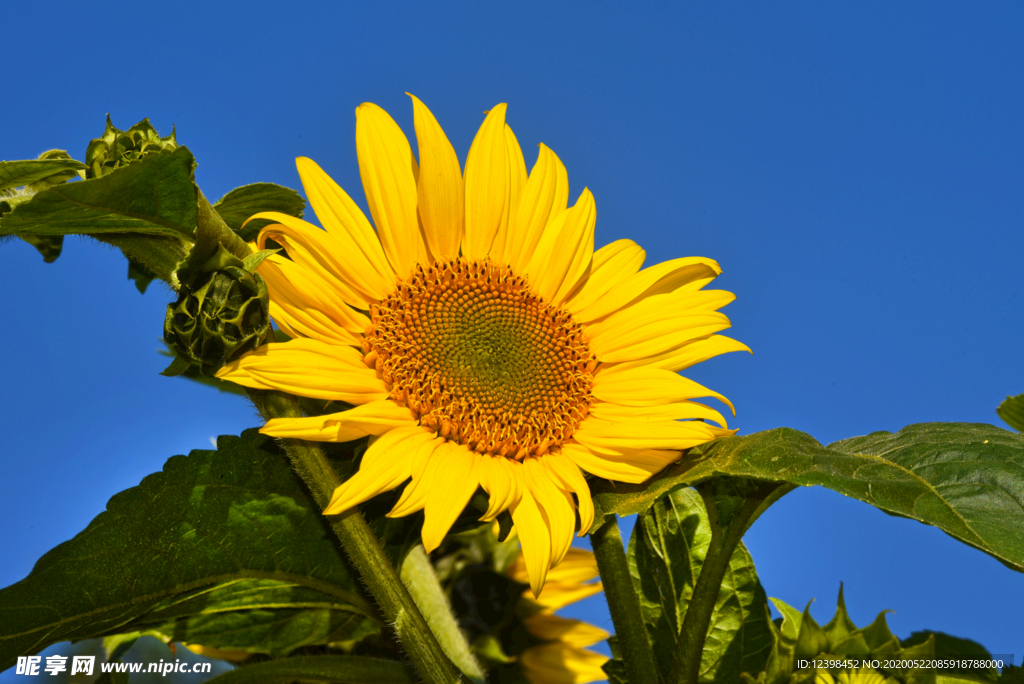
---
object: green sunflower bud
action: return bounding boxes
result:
[163,244,269,376]
[85,116,178,179]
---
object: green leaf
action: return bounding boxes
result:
[16,233,63,263]
[242,248,281,272]
[767,598,802,640]
[0,147,198,240]
[204,655,414,684]
[997,394,1024,432]
[127,258,157,293]
[0,158,86,191]
[0,429,380,670]
[213,183,305,241]
[903,631,1000,682]
[594,423,1024,572]
[628,487,773,683]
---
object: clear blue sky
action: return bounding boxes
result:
[1,0,1022,675]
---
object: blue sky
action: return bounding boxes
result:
[1,0,1022,675]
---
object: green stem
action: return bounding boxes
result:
[253,390,464,684]
[670,480,782,684]
[402,545,486,683]
[590,515,662,684]
[196,188,250,259]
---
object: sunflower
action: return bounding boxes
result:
[216,95,747,594]
[508,547,610,684]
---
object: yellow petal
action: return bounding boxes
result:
[520,642,609,684]
[573,256,722,323]
[523,613,610,648]
[524,457,575,567]
[323,427,429,514]
[524,188,596,304]
[573,419,720,455]
[590,400,728,429]
[505,144,570,273]
[545,548,601,585]
[478,455,523,521]
[614,334,752,372]
[408,94,463,261]
[388,435,445,518]
[592,365,735,414]
[258,254,369,343]
[260,400,417,442]
[463,104,509,259]
[511,488,552,596]
[253,213,381,308]
[565,239,646,314]
[560,441,679,484]
[355,102,428,278]
[542,453,594,536]
[421,443,481,552]
[295,157,396,290]
[215,339,388,404]
[488,123,528,264]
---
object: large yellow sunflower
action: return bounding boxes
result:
[216,95,748,594]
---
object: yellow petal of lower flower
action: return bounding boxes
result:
[295,157,396,292]
[524,188,596,305]
[573,419,720,455]
[355,102,428,279]
[216,339,388,404]
[463,104,509,260]
[564,239,646,314]
[521,642,609,684]
[510,547,600,588]
[524,457,576,567]
[592,365,735,414]
[260,400,417,442]
[590,400,728,429]
[504,143,569,273]
[613,333,753,373]
[534,579,605,612]
[511,488,552,597]
[523,613,610,648]
[421,442,481,552]
[541,453,594,536]
[573,255,722,323]
[560,441,680,484]
[408,94,463,261]
[388,435,445,517]
[323,427,429,515]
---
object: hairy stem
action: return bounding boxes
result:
[671,480,782,684]
[591,515,662,684]
[253,390,464,684]
[402,545,486,683]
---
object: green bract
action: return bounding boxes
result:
[163,244,270,375]
[86,115,178,179]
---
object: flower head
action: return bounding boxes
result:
[509,547,609,684]
[217,96,747,593]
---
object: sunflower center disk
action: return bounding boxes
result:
[364,258,596,458]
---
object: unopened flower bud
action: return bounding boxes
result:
[85,116,178,179]
[163,245,269,375]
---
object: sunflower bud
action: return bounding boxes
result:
[163,245,269,375]
[85,116,178,179]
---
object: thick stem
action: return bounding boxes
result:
[671,481,781,684]
[590,515,662,684]
[253,390,463,684]
[196,188,250,259]
[402,545,486,683]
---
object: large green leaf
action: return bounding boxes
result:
[0,429,381,670]
[0,158,85,191]
[629,487,773,683]
[0,147,198,240]
[592,423,1024,572]
[997,393,1024,432]
[213,183,305,241]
